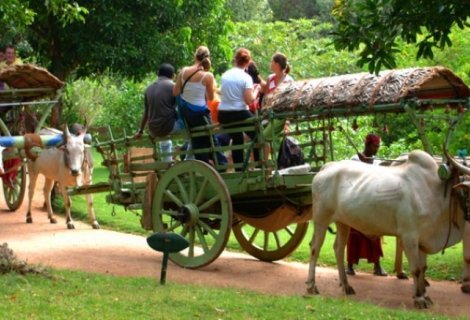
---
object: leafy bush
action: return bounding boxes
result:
[63,74,153,133]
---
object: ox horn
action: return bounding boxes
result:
[444,146,470,175]
[63,123,70,144]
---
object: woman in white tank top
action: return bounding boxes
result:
[173,46,227,166]
[173,46,214,108]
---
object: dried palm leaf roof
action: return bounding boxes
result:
[0,64,64,103]
[263,67,470,114]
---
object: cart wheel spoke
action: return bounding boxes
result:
[181,225,189,237]
[195,178,209,205]
[284,225,295,236]
[188,171,196,202]
[175,176,189,203]
[195,225,210,253]
[161,209,179,217]
[167,221,182,232]
[248,228,260,244]
[198,195,220,211]
[263,232,269,251]
[164,190,184,207]
[199,213,222,219]
[198,220,218,239]
[188,227,195,258]
[273,232,281,249]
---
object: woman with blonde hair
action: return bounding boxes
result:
[173,46,226,165]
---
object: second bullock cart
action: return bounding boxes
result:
[0,64,64,210]
[80,67,470,269]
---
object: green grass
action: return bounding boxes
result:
[61,150,464,282]
[0,270,457,320]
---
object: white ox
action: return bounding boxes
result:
[26,126,99,229]
[306,150,470,308]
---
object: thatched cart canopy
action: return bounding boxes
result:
[263,67,470,115]
[0,64,64,103]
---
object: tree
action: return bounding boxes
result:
[268,0,332,21]
[332,0,470,74]
[0,0,86,47]
[225,0,272,22]
[26,0,231,80]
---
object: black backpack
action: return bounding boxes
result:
[277,137,305,169]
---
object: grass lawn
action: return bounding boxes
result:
[0,270,457,320]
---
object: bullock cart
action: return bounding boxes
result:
[81,67,469,269]
[0,64,64,210]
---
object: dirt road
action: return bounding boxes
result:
[1,184,469,318]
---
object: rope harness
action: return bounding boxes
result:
[458,177,470,222]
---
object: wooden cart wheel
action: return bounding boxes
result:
[232,218,308,261]
[152,160,232,269]
[3,162,27,211]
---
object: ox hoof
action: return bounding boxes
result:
[396,272,408,280]
[343,285,355,295]
[461,284,470,294]
[50,218,58,224]
[92,222,101,230]
[414,296,433,309]
[306,285,320,295]
[67,223,75,230]
[26,217,33,224]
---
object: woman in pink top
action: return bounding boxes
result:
[262,52,294,94]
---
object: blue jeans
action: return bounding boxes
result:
[156,119,185,162]
[179,100,227,165]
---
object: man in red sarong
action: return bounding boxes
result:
[346,133,388,276]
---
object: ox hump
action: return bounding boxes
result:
[407,150,438,170]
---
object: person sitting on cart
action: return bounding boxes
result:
[134,63,183,162]
[0,45,23,91]
[346,133,388,276]
[261,53,294,139]
[218,48,261,171]
[0,45,23,68]
[173,46,227,167]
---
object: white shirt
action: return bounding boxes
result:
[219,67,253,111]
[351,153,381,166]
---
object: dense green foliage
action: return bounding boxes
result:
[5,1,232,80]
[225,0,272,22]
[332,0,470,74]
[62,75,151,132]
[33,0,231,80]
[269,0,333,21]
